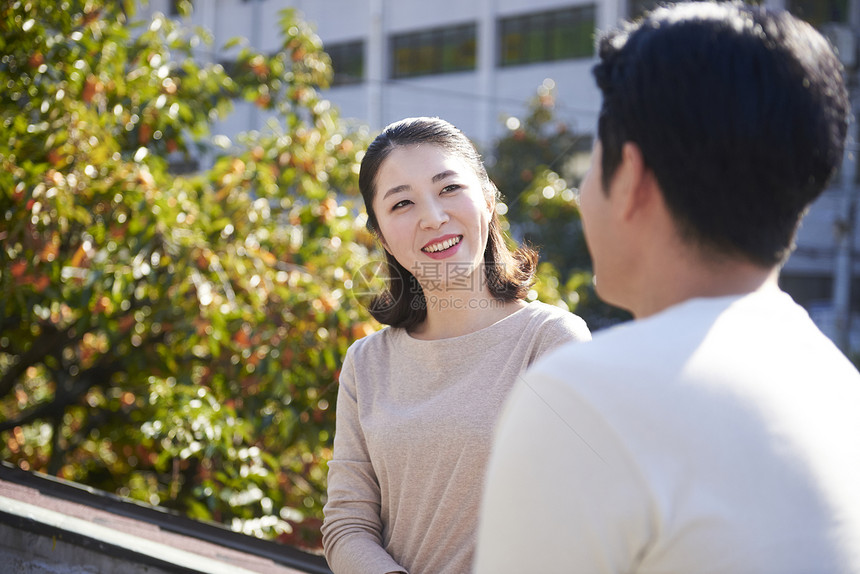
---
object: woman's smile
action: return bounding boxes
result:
[421,234,463,258]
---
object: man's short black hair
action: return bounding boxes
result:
[593,1,849,266]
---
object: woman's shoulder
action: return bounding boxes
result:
[345,325,402,359]
[520,301,591,340]
[509,302,591,366]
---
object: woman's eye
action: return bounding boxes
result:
[442,184,461,194]
[392,199,412,211]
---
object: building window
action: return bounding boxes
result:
[390,23,477,79]
[787,0,849,27]
[499,5,596,67]
[629,0,761,20]
[327,40,365,86]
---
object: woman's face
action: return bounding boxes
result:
[371,144,494,293]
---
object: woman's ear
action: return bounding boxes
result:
[377,232,391,254]
[486,190,496,215]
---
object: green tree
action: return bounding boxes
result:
[0,0,376,549]
[492,82,592,273]
[491,83,631,330]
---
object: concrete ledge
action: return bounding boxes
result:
[0,463,332,574]
[1,495,259,574]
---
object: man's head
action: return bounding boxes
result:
[591,1,849,267]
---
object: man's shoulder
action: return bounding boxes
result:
[531,319,644,379]
[526,294,757,385]
[530,289,856,391]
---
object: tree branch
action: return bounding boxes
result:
[0,358,120,433]
[0,321,82,400]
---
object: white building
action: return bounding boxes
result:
[143,0,860,352]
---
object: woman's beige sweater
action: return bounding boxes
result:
[321,301,591,574]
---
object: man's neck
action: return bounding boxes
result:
[630,252,780,319]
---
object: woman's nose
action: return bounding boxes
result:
[419,199,449,229]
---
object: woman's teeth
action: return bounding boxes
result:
[423,236,461,253]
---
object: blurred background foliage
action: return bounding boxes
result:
[489,87,631,330]
[0,0,618,553]
[0,0,376,549]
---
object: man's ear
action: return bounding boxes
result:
[614,142,652,221]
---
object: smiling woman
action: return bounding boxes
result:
[320,117,591,574]
[354,117,542,334]
[371,144,491,307]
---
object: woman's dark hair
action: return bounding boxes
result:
[358,117,538,330]
[593,1,849,266]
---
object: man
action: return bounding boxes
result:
[474,2,860,573]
